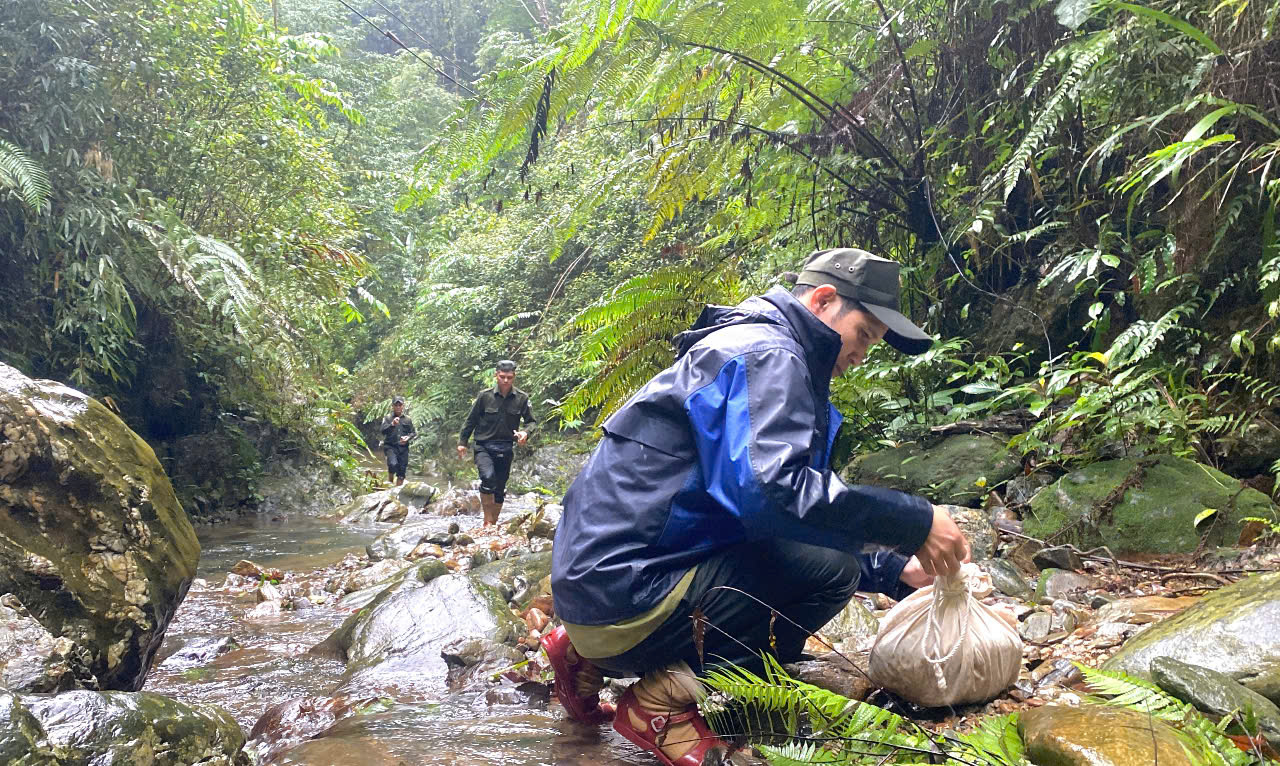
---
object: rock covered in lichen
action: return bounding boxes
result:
[0,363,199,691]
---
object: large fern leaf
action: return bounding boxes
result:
[0,139,51,211]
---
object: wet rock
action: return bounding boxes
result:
[1004,472,1057,507]
[982,559,1033,600]
[1218,419,1280,478]
[470,552,553,610]
[159,637,241,671]
[14,689,247,765]
[1019,704,1193,766]
[334,490,409,525]
[339,560,410,595]
[1033,658,1082,689]
[0,601,97,693]
[256,582,282,603]
[1152,657,1280,748]
[1034,569,1095,603]
[485,681,551,707]
[0,689,57,763]
[1092,595,1200,625]
[819,598,879,649]
[395,481,438,513]
[0,363,200,692]
[432,487,482,517]
[229,560,282,581]
[365,519,448,562]
[1104,571,1280,703]
[1024,455,1274,553]
[841,435,1020,507]
[1032,546,1083,571]
[783,652,872,702]
[408,542,445,560]
[247,694,387,764]
[1019,611,1053,643]
[334,560,448,612]
[523,607,549,633]
[322,572,523,695]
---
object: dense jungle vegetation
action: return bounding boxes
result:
[2,0,1278,500]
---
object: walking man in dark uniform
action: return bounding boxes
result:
[457,360,535,525]
[381,396,416,487]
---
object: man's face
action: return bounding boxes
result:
[393,402,404,416]
[495,370,515,392]
[804,285,888,377]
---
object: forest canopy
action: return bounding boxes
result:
[2,0,1277,489]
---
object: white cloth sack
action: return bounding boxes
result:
[868,563,1022,707]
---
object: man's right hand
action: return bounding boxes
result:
[456,445,467,458]
[914,505,970,578]
[392,417,400,426]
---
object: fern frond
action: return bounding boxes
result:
[0,139,51,211]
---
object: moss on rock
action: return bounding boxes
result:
[841,435,1019,506]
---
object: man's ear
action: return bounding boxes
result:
[802,284,840,314]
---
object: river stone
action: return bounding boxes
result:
[982,559,1034,599]
[432,487,482,517]
[0,689,56,764]
[1032,545,1083,572]
[819,598,879,648]
[1035,569,1095,603]
[841,435,1020,506]
[1105,572,1280,703]
[1151,657,1280,748]
[18,689,247,765]
[783,652,873,702]
[334,559,448,611]
[334,490,407,525]
[1,600,97,693]
[159,636,241,671]
[0,363,200,691]
[247,693,387,765]
[469,552,553,609]
[1023,455,1275,553]
[1092,595,1200,625]
[1019,704,1193,766]
[364,518,455,562]
[1005,472,1056,507]
[325,572,523,696]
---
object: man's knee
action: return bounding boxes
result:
[767,540,861,599]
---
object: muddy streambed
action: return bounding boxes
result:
[145,515,652,765]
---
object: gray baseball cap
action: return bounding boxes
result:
[795,248,932,355]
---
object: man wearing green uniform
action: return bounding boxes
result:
[457,360,535,525]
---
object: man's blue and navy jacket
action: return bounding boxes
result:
[551,286,936,628]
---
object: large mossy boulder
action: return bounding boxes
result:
[841,435,1019,506]
[1104,571,1280,703]
[1023,455,1276,554]
[0,364,200,691]
[0,688,246,765]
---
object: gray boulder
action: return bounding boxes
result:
[470,552,552,608]
[841,435,1019,506]
[1104,571,1280,703]
[0,599,96,693]
[1152,657,1280,748]
[365,518,457,562]
[0,363,200,691]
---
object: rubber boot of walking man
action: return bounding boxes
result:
[457,360,535,526]
[381,396,416,487]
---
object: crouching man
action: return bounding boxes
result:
[545,249,971,765]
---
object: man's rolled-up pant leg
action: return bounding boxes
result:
[591,539,862,678]
[474,444,496,493]
[490,447,513,504]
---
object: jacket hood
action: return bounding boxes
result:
[674,287,842,381]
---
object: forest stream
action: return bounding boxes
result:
[144,506,654,766]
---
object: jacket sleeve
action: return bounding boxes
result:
[459,397,481,446]
[683,347,934,557]
[859,551,917,600]
[381,415,394,436]
[521,396,535,426]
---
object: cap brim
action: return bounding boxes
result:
[861,303,933,355]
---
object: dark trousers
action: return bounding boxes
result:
[385,445,410,479]
[474,440,514,504]
[592,539,861,678]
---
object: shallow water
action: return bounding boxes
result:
[144,514,657,765]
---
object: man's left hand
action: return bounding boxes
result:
[899,556,935,589]
[400,436,410,444]
[515,430,528,446]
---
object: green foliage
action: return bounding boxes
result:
[0,139,49,211]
